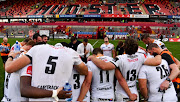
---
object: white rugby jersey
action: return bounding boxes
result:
[112,53,147,98]
[146,39,166,50]
[87,56,115,99]
[25,44,82,101]
[2,48,29,101]
[100,43,114,57]
[68,69,90,102]
[138,59,177,101]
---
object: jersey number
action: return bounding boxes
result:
[126,69,136,81]
[5,73,11,89]
[156,65,169,79]
[45,56,58,74]
[99,70,109,83]
[73,74,80,89]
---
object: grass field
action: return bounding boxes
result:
[0,38,180,100]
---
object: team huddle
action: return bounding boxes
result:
[1,33,180,101]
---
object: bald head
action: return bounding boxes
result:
[3,37,8,43]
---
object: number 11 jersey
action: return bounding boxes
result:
[87,56,115,99]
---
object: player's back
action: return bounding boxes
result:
[68,68,90,101]
[26,44,81,101]
[2,49,28,101]
[139,59,177,101]
[87,56,115,100]
[115,53,146,97]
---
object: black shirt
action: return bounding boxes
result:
[69,40,82,51]
[116,46,124,55]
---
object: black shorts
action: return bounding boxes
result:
[1,56,8,64]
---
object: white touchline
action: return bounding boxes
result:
[92,40,99,47]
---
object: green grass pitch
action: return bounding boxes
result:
[0,38,179,100]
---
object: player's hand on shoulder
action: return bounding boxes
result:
[57,87,72,99]
[129,93,137,101]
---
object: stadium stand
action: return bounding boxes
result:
[0,0,180,16]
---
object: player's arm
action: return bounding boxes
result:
[144,55,162,66]
[112,49,116,58]
[87,55,116,70]
[20,76,71,99]
[160,53,179,90]
[174,57,180,68]
[74,62,88,75]
[5,54,30,73]
[138,79,148,101]
[77,71,92,101]
[115,68,137,101]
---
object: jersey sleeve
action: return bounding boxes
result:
[110,57,119,68]
[19,64,32,77]
[87,61,93,72]
[161,53,175,65]
[138,65,147,79]
[72,49,83,65]
[25,46,36,62]
[160,44,166,50]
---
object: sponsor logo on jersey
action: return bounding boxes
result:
[127,58,138,62]
[97,86,112,90]
[37,85,59,90]
[26,66,32,75]
[11,47,14,50]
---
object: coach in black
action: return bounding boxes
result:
[69,37,82,51]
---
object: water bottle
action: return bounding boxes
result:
[63,82,72,101]
[14,41,20,52]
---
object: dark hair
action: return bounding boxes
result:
[93,48,103,55]
[147,43,159,50]
[35,42,46,45]
[71,36,76,42]
[33,33,40,40]
[118,41,124,47]
[141,33,150,40]
[23,38,32,43]
[83,38,88,42]
[61,42,69,47]
[124,38,138,55]
[104,36,109,40]
[26,40,36,47]
[41,35,47,38]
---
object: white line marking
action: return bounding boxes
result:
[92,40,99,46]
